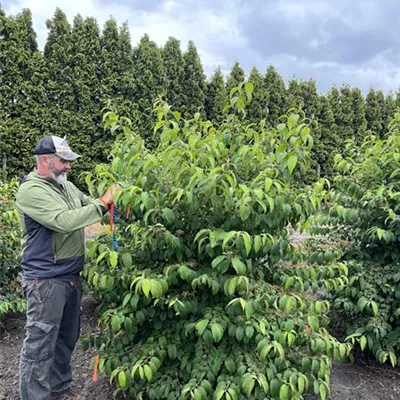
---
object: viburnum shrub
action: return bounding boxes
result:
[82,84,350,399]
[311,112,400,366]
[0,179,25,320]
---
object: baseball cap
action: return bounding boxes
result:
[34,136,81,161]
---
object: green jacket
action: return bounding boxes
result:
[16,172,106,278]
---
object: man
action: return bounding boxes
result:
[16,135,118,400]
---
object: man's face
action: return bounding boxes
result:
[47,155,71,184]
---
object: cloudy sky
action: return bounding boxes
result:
[4,0,400,94]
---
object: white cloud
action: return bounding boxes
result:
[4,0,242,75]
[3,0,399,92]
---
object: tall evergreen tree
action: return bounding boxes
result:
[0,8,45,179]
[100,18,135,118]
[131,34,166,147]
[68,15,103,181]
[327,86,344,153]
[351,87,367,144]
[226,61,245,96]
[43,8,75,136]
[384,93,398,133]
[163,37,185,112]
[182,41,206,118]
[338,85,354,141]
[286,79,302,109]
[365,88,384,136]
[264,66,287,127]
[100,17,121,101]
[315,95,338,177]
[246,66,267,124]
[205,67,226,124]
[396,89,400,109]
[376,90,386,137]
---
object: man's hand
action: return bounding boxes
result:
[100,184,121,209]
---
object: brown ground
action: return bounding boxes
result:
[0,295,118,400]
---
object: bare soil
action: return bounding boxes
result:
[0,295,118,400]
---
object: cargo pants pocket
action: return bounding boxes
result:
[23,320,56,361]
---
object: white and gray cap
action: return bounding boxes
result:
[34,136,81,161]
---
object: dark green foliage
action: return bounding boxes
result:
[205,67,226,124]
[81,86,350,400]
[1,5,399,194]
[100,19,135,118]
[314,112,400,366]
[182,41,206,118]
[365,88,384,137]
[0,180,25,319]
[338,85,354,142]
[384,93,398,133]
[264,66,287,128]
[163,37,185,112]
[314,96,338,177]
[0,8,45,179]
[131,34,166,148]
[246,67,267,124]
[68,15,103,182]
[351,88,367,144]
[286,78,320,180]
[226,61,245,95]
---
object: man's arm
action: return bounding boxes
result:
[16,184,109,233]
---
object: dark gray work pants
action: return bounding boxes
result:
[19,277,81,400]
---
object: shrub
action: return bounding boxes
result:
[0,179,25,320]
[312,112,400,366]
[82,85,350,399]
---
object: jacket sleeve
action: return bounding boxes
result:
[16,183,106,233]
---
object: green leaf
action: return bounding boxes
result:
[389,352,397,367]
[222,231,237,249]
[232,257,246,275]
[270,379,280,397]
[224,359,236,374]
[241,233,252,256]
[99,274,108,290]
[279,383,289,400]
[109,251,118,268]
[142,279,151,297]
[212,255,227,269]
[111,316,121,333]
[245,325,254,339]
[308,315,319,331]
[167,344,177,359]
[265,178,273,192]
[228,277,238,296]
[370,301,379,317]
[162,208,175,224]
[360,336,367,351]
[150,280,163,298]
[357,297,368,312]
[242,376,255,397]
[121,253,132,268]
[144,364,153,382]
[118,370,127,389]
[211,323,224,343]
[239,203,251,222]
[287,155,298,175]
[320,383,327,400]
[236,326,244,341]
[254,236,261,254]
[196,319,209,335]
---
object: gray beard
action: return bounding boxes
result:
[55,173,68,185]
